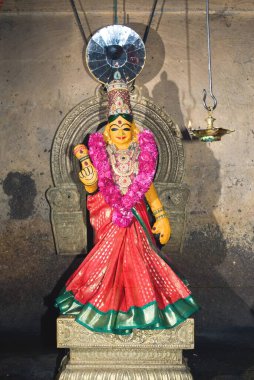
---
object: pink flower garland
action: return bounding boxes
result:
[88,130,158,227]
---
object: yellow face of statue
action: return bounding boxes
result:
[108,116,133,149]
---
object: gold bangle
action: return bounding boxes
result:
[153,207,164,216]
[155,213,167,221]
[84,181,98,187]
[80,155,90,162]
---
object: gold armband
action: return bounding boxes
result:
[153,207,164,216]
[155,213,168,221]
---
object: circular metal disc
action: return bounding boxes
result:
[86,25,146,84]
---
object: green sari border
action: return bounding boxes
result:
[55,288,199,335]
[75,309,194,335]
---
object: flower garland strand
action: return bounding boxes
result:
[88,130,158,227]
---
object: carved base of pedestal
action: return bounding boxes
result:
[58,367,193,379]
[58,365,193,380]
[56,316,194,380]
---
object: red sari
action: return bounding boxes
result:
[56,192,199,335]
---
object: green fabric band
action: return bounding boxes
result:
[55,288,199,335]
[108,113,133,123]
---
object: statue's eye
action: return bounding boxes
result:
[123,128,131,131]
[111,128,118,131]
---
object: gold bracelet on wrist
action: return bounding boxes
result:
[80,155,90,162]
[153,207,164,216]
[83,180,98,187]
[155,213,168,221]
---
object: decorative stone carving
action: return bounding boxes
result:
[56,316,194,380]
[46,185,87,255]
[155,182,190,252]
[48,92,188,255]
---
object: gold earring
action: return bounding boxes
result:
[103,130,111,144]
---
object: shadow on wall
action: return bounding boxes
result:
[152,71,191,140]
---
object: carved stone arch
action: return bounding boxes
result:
[47,94,189,255]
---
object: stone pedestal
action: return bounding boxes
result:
[56,316,194,379]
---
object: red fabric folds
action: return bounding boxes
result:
[66,192,191,313]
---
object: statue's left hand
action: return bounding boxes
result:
[152,217,171,245]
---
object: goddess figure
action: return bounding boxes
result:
[55,80,199,335]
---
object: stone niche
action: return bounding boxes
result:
[47,89,189,255]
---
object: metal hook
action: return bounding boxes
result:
[203,89,217,111]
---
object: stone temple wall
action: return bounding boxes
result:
[0,1,253,343]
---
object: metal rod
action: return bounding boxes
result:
[206,0,213,96]
[143,0,158,44]
[132,0,158,89]
[203,0,217,111]
[114,0,118,24]
[69,0,88,45]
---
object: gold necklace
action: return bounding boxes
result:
[107,143,140,194]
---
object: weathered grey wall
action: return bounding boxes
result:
[0,0,253,342]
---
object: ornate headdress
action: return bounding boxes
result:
[106,78,133,123]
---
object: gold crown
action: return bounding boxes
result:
[107,79,129,93]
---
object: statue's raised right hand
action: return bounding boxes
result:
[74,144,98,191]
[78,167,98,187]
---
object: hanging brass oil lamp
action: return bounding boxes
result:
[188,0,234,142]
[188,109,234,142]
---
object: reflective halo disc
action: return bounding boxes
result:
[86,25,146,84]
